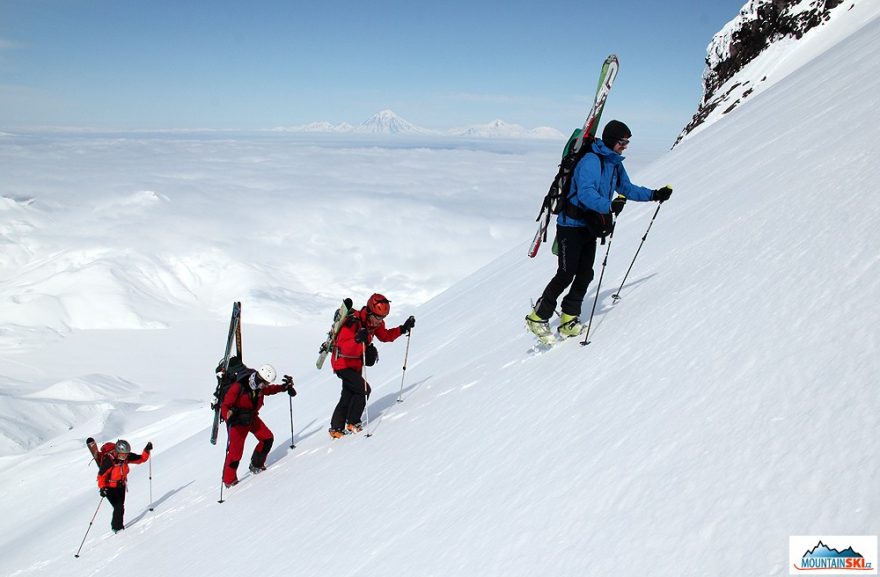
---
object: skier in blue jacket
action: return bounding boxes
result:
[526,120,673,342]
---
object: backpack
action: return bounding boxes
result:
[211,355,255,413]
[544,128,619,242]
[542,128,601,216]
[96,442,117,468]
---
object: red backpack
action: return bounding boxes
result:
[97,442,117,466]
[86,437,117,467]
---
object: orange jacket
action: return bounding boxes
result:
[97,450,150,489]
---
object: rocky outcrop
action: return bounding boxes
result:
[675,0,850,145]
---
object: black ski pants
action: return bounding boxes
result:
[536,225,598,319]
[330,368,371,430]
[105,484,127,531]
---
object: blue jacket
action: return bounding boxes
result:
[557,139,654,228]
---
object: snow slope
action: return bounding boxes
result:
[1,3,879,576]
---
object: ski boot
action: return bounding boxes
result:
[329,427,345,439]
[346,422,363,434]
[558,313,584,338]
[224,479,239,489]
[248,464,266,475]
[525,310,554,344]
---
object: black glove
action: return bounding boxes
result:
[365,343,379,366]
[611,196,627,215]
[399,315,415,334]
[144,442,153,452]
[343,297,353,310]
[283,375,297,397]
[652,185,673,203]
[100,487,109,498]
[355,328,369,343]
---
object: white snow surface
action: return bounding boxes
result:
[1,8,879,577]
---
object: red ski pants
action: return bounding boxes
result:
[223,417,273,484]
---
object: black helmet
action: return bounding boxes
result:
[115,439,131,457]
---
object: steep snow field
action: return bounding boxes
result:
[1,2,878,576]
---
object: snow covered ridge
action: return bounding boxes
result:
[273,109,564,139]
[676,0,864,144]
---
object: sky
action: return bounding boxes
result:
[0,1,879,573]
[1,0,746,148]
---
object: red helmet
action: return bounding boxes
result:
[366,293,391,317]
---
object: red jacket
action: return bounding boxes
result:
[331,307,403,372]
[97,450,150,489]
[220,376,285,422]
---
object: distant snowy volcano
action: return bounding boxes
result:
[450,119,563,139]
[356,109,429,134]
[275,110,561,139]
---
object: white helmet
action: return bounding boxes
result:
[257,364,276,384]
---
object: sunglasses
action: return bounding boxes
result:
[617,138,630,146]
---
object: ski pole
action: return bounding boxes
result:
[74,497,104,558]
[581,230,615,346]
[148,457,154,511]
[362,344,372,437]
[218,429,229,504]
[396,329,412,403]
[288,395,296,449]
[612,202,662,302]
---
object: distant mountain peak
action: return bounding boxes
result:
[358,109,426,134]
[449,119,563,140]
[276,110,562,139]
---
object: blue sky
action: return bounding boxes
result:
[0,0,744,147]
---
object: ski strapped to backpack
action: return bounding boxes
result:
[316,298,353,369]
[86,437,116,466]
[210,301,242,445]
[528,54,619,258]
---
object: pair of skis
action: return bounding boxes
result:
[315,298,352,370]
[210,301,242,445]
[528,54,620,259]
